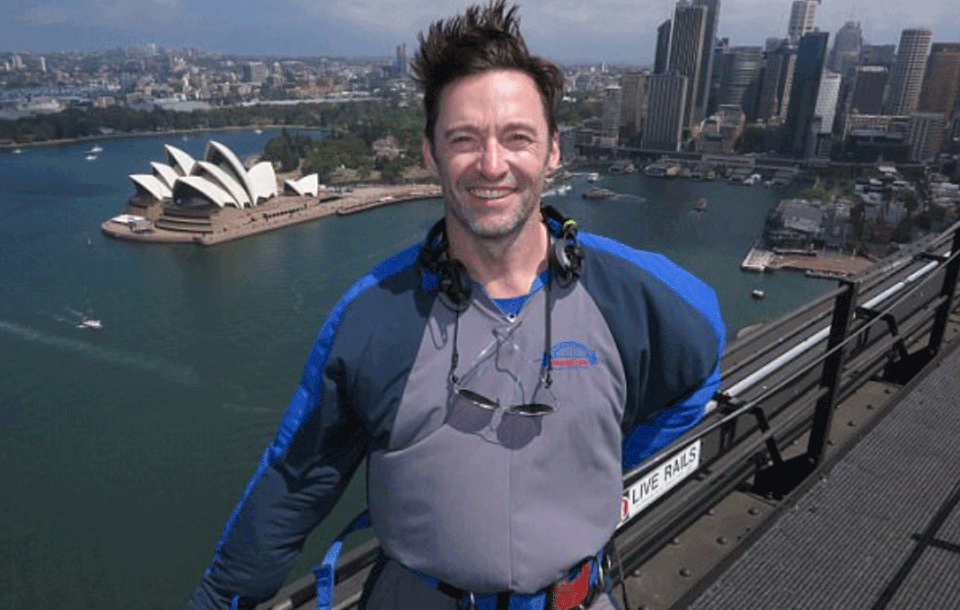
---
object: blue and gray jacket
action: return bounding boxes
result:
[186,223,725,609]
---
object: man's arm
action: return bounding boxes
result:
[186,316,370,610]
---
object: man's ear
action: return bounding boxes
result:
[422,134,439,177]
[547,132,561,174]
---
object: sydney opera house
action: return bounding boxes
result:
[106,139,326,242]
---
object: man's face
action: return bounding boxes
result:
[423,69,560,243]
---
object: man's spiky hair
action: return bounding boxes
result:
[410,0,564,144]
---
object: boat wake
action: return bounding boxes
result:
[0,319,200,385]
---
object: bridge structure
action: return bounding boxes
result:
[253,219,960,610]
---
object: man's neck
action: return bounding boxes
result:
[447,215,549,299]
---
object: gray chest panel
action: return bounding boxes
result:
[368,282,628,593]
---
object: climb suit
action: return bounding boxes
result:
[186,217,725,610]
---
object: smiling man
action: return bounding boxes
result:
[186,2,725,610]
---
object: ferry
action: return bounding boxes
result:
[582,187,615,200]
[751,289,766,300]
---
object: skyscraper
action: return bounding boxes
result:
[788,0,820,43]
[829,21,862,75]
[918,43,960,129]
[396,43,408,77]
[846,66,889,116]
[691,0,721,123]
[667,1,708,128]
[619,72,649,143]
[643,73,689,151]
[783,31,829,157]
[718,46,763,120]
[757,42,797,122]
[655,19,672,74]
[815,71,842,134]
[884,27,932,116]
[601,85,623,146]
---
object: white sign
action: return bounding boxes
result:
[619,440,701,527]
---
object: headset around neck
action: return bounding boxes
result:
[417,204,584,311]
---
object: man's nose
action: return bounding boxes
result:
[479,139,508,178]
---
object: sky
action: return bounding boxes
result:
[3,0,959,64]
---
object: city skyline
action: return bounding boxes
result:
[3,0,958,63]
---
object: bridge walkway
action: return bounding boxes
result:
[674,333,960,609]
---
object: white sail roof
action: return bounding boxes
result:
[164,145,196,176]
[172,176,236,208]
[129,174,173,201]
[151,162,181,191]
[284,174,319,196]
[193,161,253,208]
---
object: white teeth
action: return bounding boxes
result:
[469,188,513,199]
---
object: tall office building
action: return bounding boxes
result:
[643,73,688,151]
[691,0,721,123]
[396,43,408,77]
[918,43,960,130]
[619,72,649,143]
[846,66,889,115]
[788,0,820,43]
[828,21,862,75]
[907,112,947,161]
[655,19,672,74]
[757,42,796,122]
[860,44,897,68]
[667,1,708,128]
[783,31,829,157]
[718,46,763,120]
[243,61,267,84]
[884,27,932,116]
[601,85,623,146]
[815,71,842,133]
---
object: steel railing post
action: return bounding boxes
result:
[927,225,960,356]
[806,278,859,467]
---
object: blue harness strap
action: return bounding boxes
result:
[314,510,372,610]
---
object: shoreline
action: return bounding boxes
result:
[101,183,440,246]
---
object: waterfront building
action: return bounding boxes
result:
[718,46,763,121]
[619,72,649,144]
[884,28,932,116]
[783,31,829,158]
[918,43,960,135]
[643,72,688,151]
[787,0,819,43]
[667,0,709,129]
[601,85,623,147]
[757,41,796,122]
[907,112,947,162]
[698,104,744,154]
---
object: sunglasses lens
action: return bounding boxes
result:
[510,403,555,416]
[458,388,499,410]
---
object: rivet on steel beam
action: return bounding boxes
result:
[748,507,760,516]
[717,536,728,545]
[671,537,681,545]
[680,568,692,577]
[847,420,856,427]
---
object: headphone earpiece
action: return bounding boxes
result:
[418,219,472,311]
[546,209,583,287]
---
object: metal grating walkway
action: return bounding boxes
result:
[686,343,960,610]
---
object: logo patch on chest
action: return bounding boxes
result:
[549,341,598,369]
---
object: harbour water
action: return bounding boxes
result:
[0,133,831,609]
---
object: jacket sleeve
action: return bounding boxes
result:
[620,252,725,471]
[185,302,370,610]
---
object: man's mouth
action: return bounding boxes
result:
[466,186,516,200]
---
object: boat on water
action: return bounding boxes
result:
[751,289,766,300]
[78,318,102,330]
[542,184,572,198]
[609,161,636,175]
[87,144,104,154]
[693,198,708,212]
[586,172,600,182]
[582,187,615,200]
[253,128,264,134]
[85,154,98,161]
[13,148,23,154]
